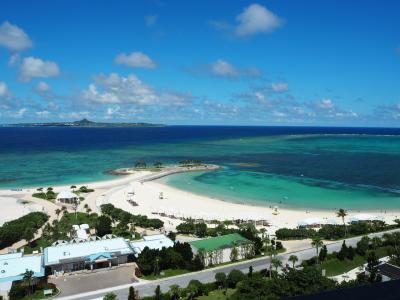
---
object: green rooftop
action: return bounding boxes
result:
[189,233,252,251]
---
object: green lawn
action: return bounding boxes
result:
[198,289,235,300]
[142,269,190,280]
[59,212,95,227]
[23,237,52,254]
[20,288,59,300]
[321,247,389,276]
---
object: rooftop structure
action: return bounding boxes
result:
[44,237,133,266]
[0,253,44,283]
[57,190,79,204]
[189,233,251,251]
[350,213,383,223]
[130,234,174,257]
[0,252,45,299]
[377,263,400,281]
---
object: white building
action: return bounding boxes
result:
[44,237,134,274]
[57,190,79,205]
[130,234,174,257]
[189,233,254,266]
[0,253,44,300]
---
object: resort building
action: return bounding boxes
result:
[376,263,400,282]
[72,224,90,240]
[0,253,45,300]
[57,190,79,205]
[130,234,174,257]
[44,237,134,275]
[189,233,254,266]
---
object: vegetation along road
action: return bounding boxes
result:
[55,228,400,300]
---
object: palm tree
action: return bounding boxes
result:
[337,208,348,237]
[70,185,76,190]
[55,208,61,220]
[22,269,35,295]
[271,257,282,275]
[288,255,299,269]
[311,236,324,264]
[169,284,180,300]
[154,161,162,168]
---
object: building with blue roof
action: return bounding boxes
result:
[130,234,174,257]
[44,237,134,274]
[0,253,44,300]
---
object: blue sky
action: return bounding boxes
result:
[0,0,399,126]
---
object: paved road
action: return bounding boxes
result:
[56,228,400,300]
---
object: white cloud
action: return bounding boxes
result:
[81,73,193,107]
[106,106,120,116]
[316,99,335,109]
[0,21,32,51]
[19,56,60,81]
[35,110,50,117]
[271,82,288,92]
[83,73,157,104]
[145,15,158,27]
[211,60,238,77]
[193,59,261,79]
[115,51,156,69]
[13,108,27,118]
[0,81,11,98]
[35,81,51,93]
[273,111,287,118]
[235,4,283,37]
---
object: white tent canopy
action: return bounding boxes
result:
[350,213,382,222]
[57,190,78,200]
[298,217,325,227]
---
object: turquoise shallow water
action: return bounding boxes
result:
[0,126,399,210]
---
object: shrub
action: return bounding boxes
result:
[227,269,246,288]
[275,228,316,240]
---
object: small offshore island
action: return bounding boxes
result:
[1,118,166,128]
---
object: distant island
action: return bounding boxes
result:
[2,118,166,128]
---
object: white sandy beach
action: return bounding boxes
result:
[1,167,400,235]
[0,196,44,226]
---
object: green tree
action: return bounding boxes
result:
[22,269,35,295]
[154,285,162,300]
[248,265,253,278]
[95,215,112,236]
[230,246,239,262]
[356,236,370,256]
[336,208,348,237]
[319,245,328,262]
[227,269,245,288]
[55,208,61,219]
[366,250,382,283]
[271,257,282,275]
[154,161,162,168]
[128,286,135,300]
[288,255,298,269]
[169,284,180,300]
[311,236,324,264]
[215,272,227,289]
[195,223,207,238]
[103,292,117,300]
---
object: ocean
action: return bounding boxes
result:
[1,126,399,210]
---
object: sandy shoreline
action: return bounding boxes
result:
[1,167,400,234]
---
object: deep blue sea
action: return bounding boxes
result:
[1,126,400,210]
